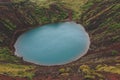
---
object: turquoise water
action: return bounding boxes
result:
[14,22,90,66]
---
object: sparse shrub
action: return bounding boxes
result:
[84,75,95,80]
[66,67,71,72]
[59,68,66,73]
[80,65,90,70]
[59,67,71,77]
[96,64,107,70]
[59,67,72,74]
[79,65,91,74]
[60,73,69,76]
[93,72,104,79]
[111,50,119,56]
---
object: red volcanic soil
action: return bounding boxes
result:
[0,74,27,80]
[86,42,120,56]
[104,73,120,80]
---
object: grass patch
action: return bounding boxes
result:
[0,48,35,79]
[96,64,120,74]
[0,47,21,63]
[0,63,35,79]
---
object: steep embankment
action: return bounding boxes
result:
[0,0,120,80]
[0,0,70,50]
[81,0,120,49]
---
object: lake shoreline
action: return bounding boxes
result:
[14,22,90,66]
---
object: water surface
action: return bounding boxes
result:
[15,22,90,66]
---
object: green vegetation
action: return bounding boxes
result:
[59,67,71,73]
[96,64,120,74]
[0,63,35,79]
[0,47,20,63]
[59,67,71,76]
[0,35,3,44]
[0,19,16,31]
[34,5,68,24]
[0,47,35,79]
[79,65,104,80]
[111,50,119,56]
[79,64,120,79]
[59,68,66,73]
[84,75,95,80]
[0,47,12,54]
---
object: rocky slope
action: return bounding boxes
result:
[0,0,120,80]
